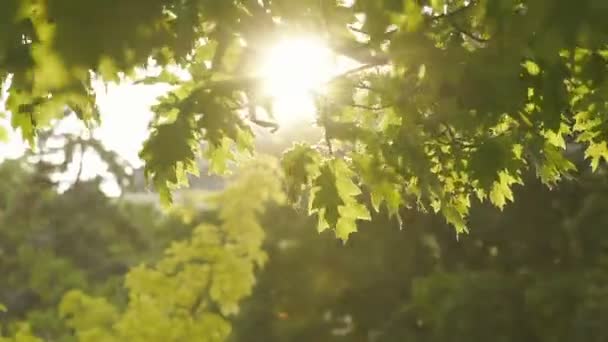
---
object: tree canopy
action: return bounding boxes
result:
[2,0,608,241]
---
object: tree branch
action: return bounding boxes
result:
[189,281,210,317]
[451,22,489,44]
[356,0,480,38]
[73,144,85,187]
[354,83,384,93]
[329,38,390,65]
[327,62,388,85]
[350,103,392,111]
[438,122,475,150]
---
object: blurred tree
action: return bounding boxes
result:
[0,156,190,340]
[57,158,285,342]
[31,125,132,191]
[231,165,608,341]
[3,142,608,342]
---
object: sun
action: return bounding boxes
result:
[257,37,336,125]
[1,37,349,197]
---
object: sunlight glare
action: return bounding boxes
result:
[94,81,170,167]
[258,37,335,125]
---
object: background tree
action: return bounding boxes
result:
[58,158,285,342]
[2,134,608,342]
[0,152,190,340]
[231,157,608,341]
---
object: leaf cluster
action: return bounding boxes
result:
[2,0,608,239]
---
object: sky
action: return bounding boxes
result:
[0,82,168,163]
[0,36,357,195]
[0,81,170,195]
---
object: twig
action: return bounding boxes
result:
[325,134,334,155]
[350,103,392,111]
[346,25,374,36]
[330,40,390,65]
[440,122,474,149]
[326,62,388,85]
[73,144,84,187]
[451,22,488,44]
[189,274,212,317]
[354,83,383,93]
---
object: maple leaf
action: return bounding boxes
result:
[489,171,521,210]
[585,141,608,172]
[309,159,371,242]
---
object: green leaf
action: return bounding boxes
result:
[281,143,321,203]
[585,141,608,172]
[336,202,372,241]
[538,144,576,185]
[137,69,184,85]
[404,1,423,32]
[0,126,8,142]
[544,128,567,149]
[469,138,514,190]
[140,111,199,206]
[204,138,234,175]
[310,163,343,228]
[309,159,371,242]
[442,205,468,234]
[430,0,445,12]
[523,60,541,76]
[489,171,520,210]
[353,153,402,215]
[11,112,35,147]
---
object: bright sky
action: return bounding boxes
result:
[0,37,356,195]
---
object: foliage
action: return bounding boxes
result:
[0,159,190,340]
[0,323,42,342]
[231,166,608,341]
[4,2,608,341]
[3,150,608,341]
[2,0,608,239]
[55,158,284,341]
